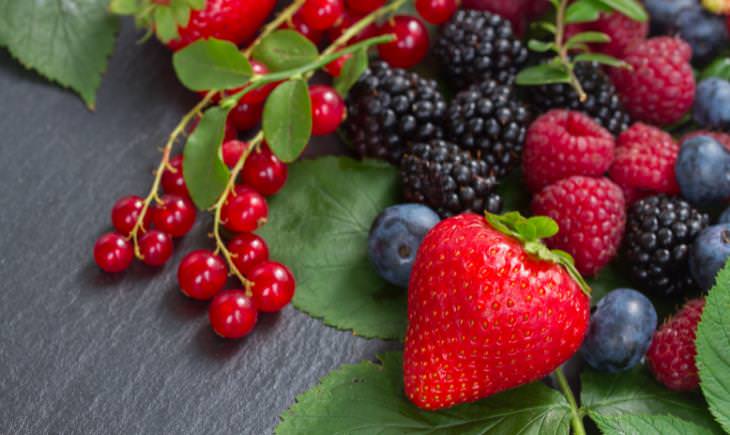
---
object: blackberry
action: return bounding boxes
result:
[434,9,529,84]
[401,140,503,218]
[343,61,447,164]
[531,62,632,136]
[624,195,709,295]
[445,80,530,178]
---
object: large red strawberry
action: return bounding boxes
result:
[404,212,591,410]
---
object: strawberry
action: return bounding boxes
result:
[404,212,591,410]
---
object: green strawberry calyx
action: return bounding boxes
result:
[485,212,592,297]
[109,0,205,43]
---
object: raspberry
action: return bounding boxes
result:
[522,110,615,193]
[610,37,695,126]
[609,123,680,205]
[531,176,626,276]
[646,298,705,391]
[567,11,648,59]
[680,130,730,150]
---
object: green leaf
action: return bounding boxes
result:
[594,0,648,21]
[172,39,252,92]
[184,0,205,9]
[257,157,406,340]
[154,6,179,43]
[581,368,722,432]
[528,216,559,239]
[183,106,231,210]
[535,22,558,34]
[565,1,603,23]
[252,30,319,72]
[696,261,730,433]
[528,39,556,53]
[171,1,192,27]
[516,64,571,86]
[109,0,140,14]
[573,53,628,68]
[0,0,119,109]
[333,49,368,97]
[701,57,730,81]
[276,352,572,434]
[263,79,312,163]
[590,413,714,435]
[566,31,611,48]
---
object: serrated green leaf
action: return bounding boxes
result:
[109,0,139,15]
[263,79,312,163]
[701,57,730,81]
[154,6,179,42]
[528,39,556,53]
[594,0,648,21]
[334,49,368,97]
[0,0,119,109]
[252,30,319,72]
[171,2,191,27]
[172,39,253,92]
[696,261,730,433]
[566,31,611,49]
[565,0,602,23]
[276,352,572,434]
[590,413,714,435]
[256,158,405,340]
[574,53,627,67]
[516,63,571,86]
[581,368,722,432]
[183,106,231,209]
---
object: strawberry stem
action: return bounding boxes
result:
[555,368,586,435]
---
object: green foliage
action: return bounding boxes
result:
[334,49,368,97]
[252,30,319,72]
[257,157,406,340]
[182,106,231,210]
[0,0,119,108]
[109,0,203,43]
[591,413,714,435]
[696,261,730,433]
[276,352,572,434]
[516,63,571,85]
[172,39,253,92]
[262,79,312,163]
[701,57,730,81]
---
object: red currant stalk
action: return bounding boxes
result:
[325,0,409,55]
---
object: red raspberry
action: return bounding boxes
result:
[680,130,730,150]
[609,123,680,205]
[531,176,626,276]
[566,11,647,58]
[646,298,705,392]
[522,110,615,193]
[610,37,695,126]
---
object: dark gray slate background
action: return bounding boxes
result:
[0,14,399,435]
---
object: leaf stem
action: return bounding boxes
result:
[554,0,586,102]
[242,0,307,58]
[324,0,408,56]
[128,92,214,258]
[555,367,586,435]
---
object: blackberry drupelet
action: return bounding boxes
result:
[434,9,529,84]
[343,61,447,164]
[401,140,503,218]
[624,195,709,295]
[531,62,631,136]
[446,80,530,178]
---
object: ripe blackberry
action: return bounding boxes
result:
[531,62,631,136]
[445,80,530,178]
[624,195,709,295]
[344,61,447,164]
[434,9,529,84]
[401,140,502,218]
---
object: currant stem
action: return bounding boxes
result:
[324,0,408,56]
[242,0,307,58]
[555,367,586,435]
[554,0,586,102]
[128,92,215,259]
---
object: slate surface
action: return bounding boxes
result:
[0,17,399,435]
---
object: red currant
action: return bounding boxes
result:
[221,186,268,232]
[227,233,269,276]
[94,233,133,273]
[377,15,429,68]
[111,195,150,236]
[300,0,345,30]
[178,250,228,300]
[242,143,288,196]
[222,139,249,168]
[240,61,277,105]
[324,53,352,77]
[208,290,258,339]
[415,0,458,24]
[152,194,196,237]
[346,0,386,14]
[229,101,263,131]
[283,13,325,44]
[249,261,296,312]
[161,155,189,198]
[138,230,173,267]
[309,85,346,136]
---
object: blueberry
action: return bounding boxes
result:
[676,7,729,63]
[368,204,440,287]
[690,224,730,291]
[643,0,695,33]
[694,78,730,130]
[676,135,730,206]
[719,206,730,224]
[580,289,658,373]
